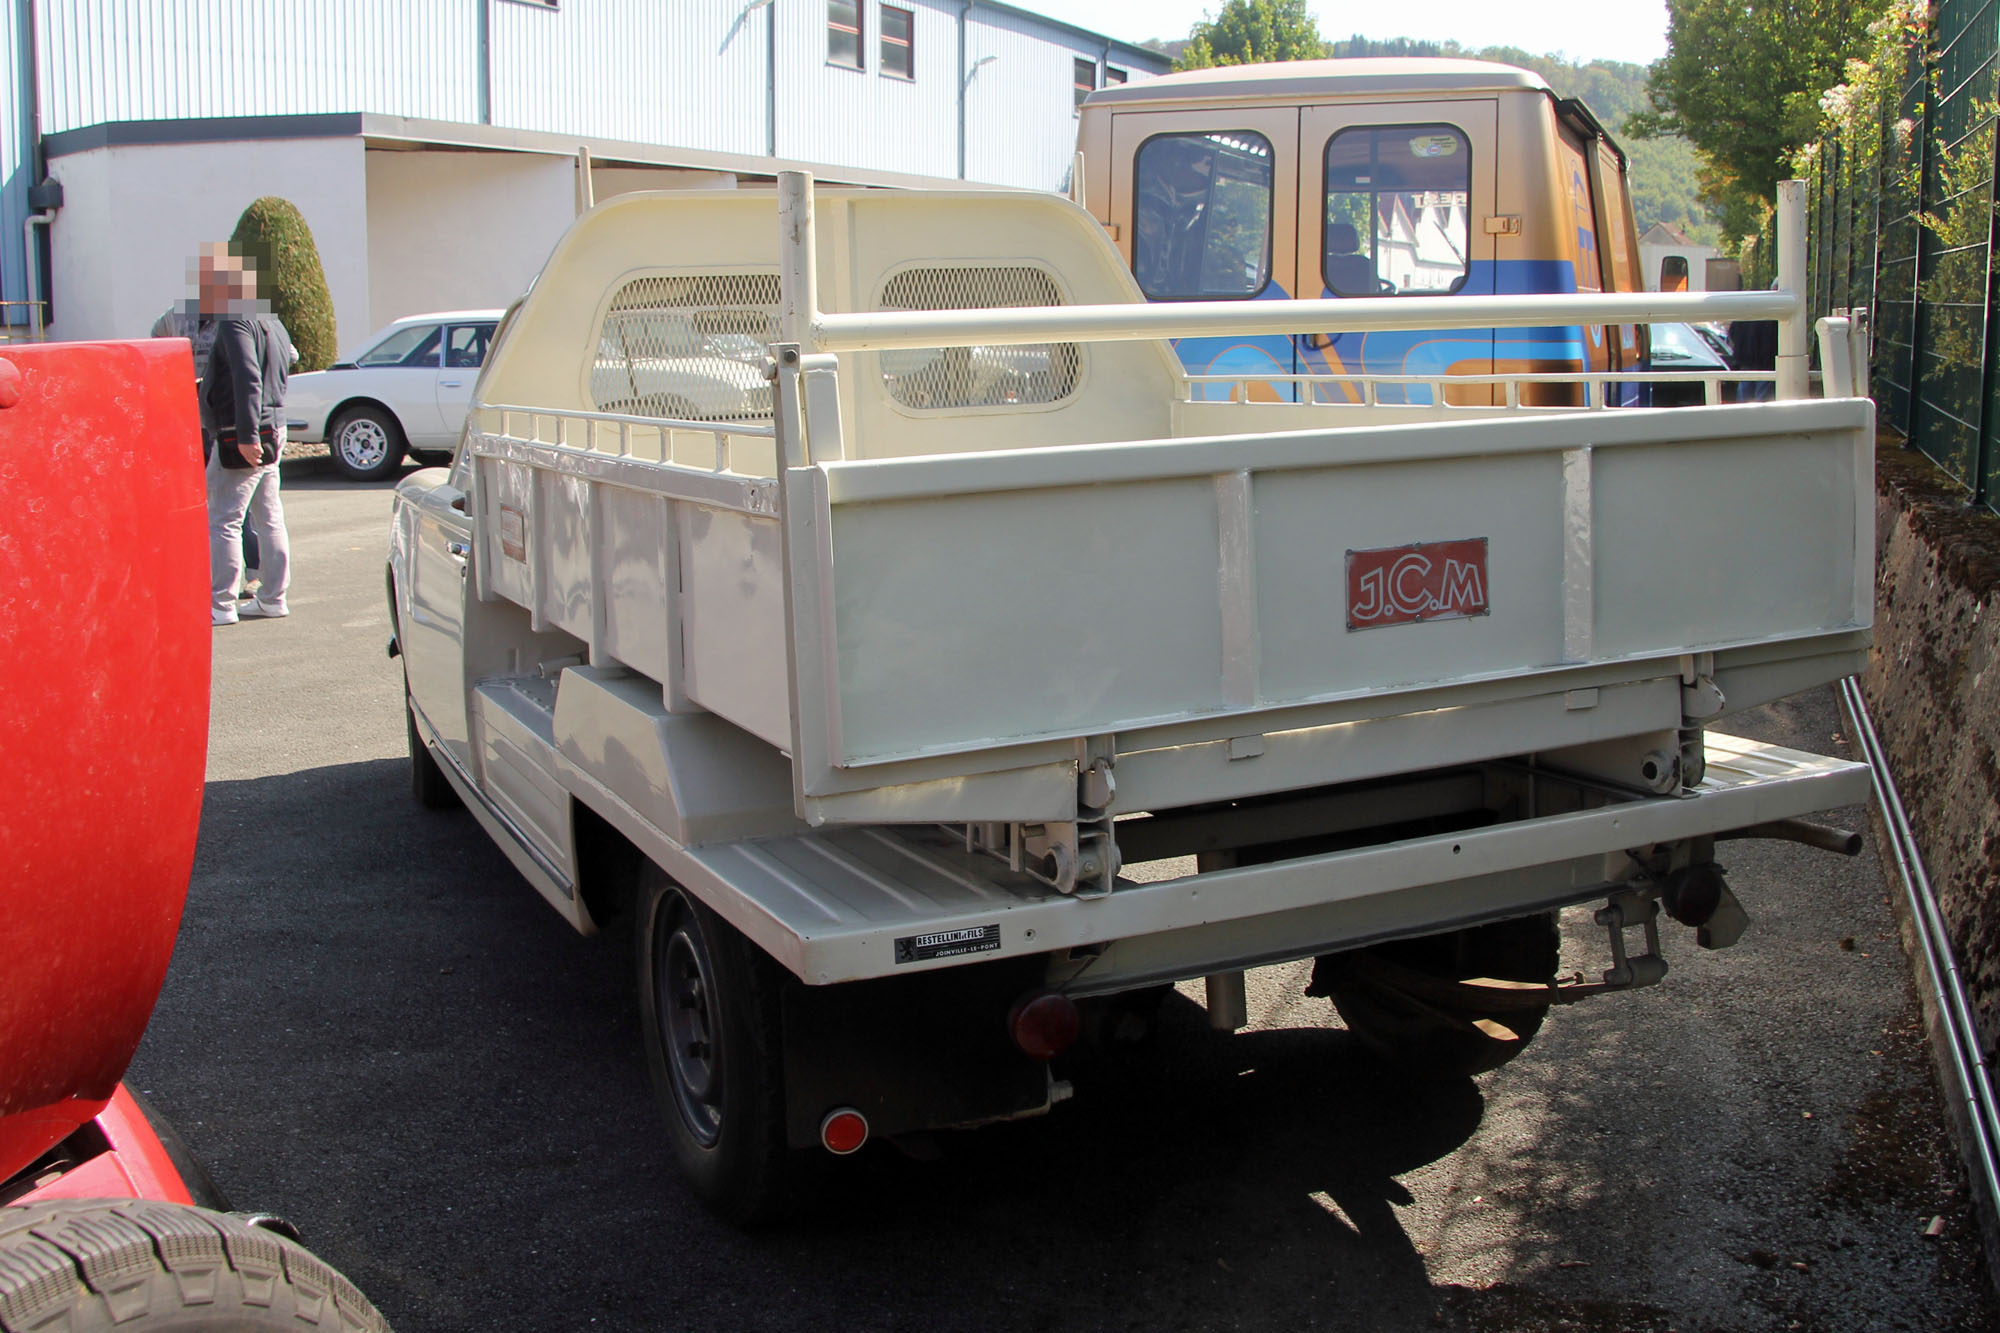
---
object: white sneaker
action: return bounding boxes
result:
[241,599,288,619]
[212,606,238,626]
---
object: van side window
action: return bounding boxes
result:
[1323,125,1471,297]
[1132,131,1274,300]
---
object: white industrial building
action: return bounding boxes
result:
[1,0,1164,351]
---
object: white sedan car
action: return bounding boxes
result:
[287,310,503,481]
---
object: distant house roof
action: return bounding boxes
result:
[1085,58,1550,107]
[1640,222,1695,247]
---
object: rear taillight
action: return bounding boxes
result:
[819,1107,869,1155]
[1007,992,1081,1060]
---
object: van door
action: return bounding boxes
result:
[1298,101,1498,404]
[1589,142,1645,374]
[1109,107,1300,400]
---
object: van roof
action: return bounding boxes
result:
[1084,58,1551,106]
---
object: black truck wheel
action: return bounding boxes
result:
[0,1198,388,1331]
[637,866,801,1225]
[1311,912,1562,1080]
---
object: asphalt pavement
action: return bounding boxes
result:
[129,458,2000,1332]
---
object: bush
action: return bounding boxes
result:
[229,197,337,372]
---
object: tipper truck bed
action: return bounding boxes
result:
[389,173,1873,1221]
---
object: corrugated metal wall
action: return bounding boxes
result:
[775,0,959,178]
[489,0,766,156]
[36,0,476,128]
[965,4,1105,190]
[14,0,1162,200]
[2,0,26,315]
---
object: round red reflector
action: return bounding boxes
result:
[820,1108,869,1156]
[1008,992,1082,1061]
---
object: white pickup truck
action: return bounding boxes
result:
[388,174,1874,1222]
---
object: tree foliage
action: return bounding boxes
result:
[229,196,337,373]
[1177,0,1328,69]
[1625,0,1890,230]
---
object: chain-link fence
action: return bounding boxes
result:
[1804,0,2000,508]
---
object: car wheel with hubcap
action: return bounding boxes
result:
[637,865,801,1224]
[328,406,405,482]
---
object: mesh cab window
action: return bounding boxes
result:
[1324,125,1471,296]
[877,266,1080,410]
[592,274,780,421]
[1132,131,1274,300]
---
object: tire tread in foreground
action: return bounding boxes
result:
[0,1198,389,1332]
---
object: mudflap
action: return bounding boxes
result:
[780,956,1053,1148]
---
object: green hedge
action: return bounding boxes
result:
[230,197,337,372]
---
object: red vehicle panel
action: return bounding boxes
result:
[0,340,209,1182]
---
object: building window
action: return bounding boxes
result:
[1073,57,1096,109]
[880,6,914,79]
[829,0,863,70]
[1105,67,1127,85]
[884,5,916,79]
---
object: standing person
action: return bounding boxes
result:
[159,246,298,593]
[202,247,291,626]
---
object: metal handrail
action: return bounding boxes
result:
[1837,677,2000,1214]
[776,171,1813,401]
[1184,370,1780,386]
[802,289,1803,354]
[476,402,778,479]
[1184,368,1787,411]
[478,402,776,437]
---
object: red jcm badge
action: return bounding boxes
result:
[1346,538,1490,630]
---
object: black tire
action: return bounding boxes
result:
[636,866,799,1225]
[1312,913,1562,1080]
[0,1198,389,1331]
[406,692,459,811]
[327,406,405,483]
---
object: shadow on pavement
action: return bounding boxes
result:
[131,754,1942,1333]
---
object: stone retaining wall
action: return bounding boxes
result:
[1867,448,2000,1058]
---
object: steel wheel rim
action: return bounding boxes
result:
[338,418,389,469]
[658,909,723,1146]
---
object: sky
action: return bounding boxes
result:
[1022,1,1671,68]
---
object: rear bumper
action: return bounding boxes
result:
[667,734,1870,989]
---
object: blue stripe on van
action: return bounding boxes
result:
[1163,260,1604,400]
[1176,280,1301,402]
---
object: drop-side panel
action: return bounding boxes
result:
[809,401,1873,771]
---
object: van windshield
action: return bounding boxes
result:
[1132,130,1275,300]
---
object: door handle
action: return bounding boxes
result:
[441,381,463,388]
[446,540,471,560]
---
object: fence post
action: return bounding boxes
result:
[1906,48,1935,445]
[1777,180,1811,400]
[1973,103,2000,509]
